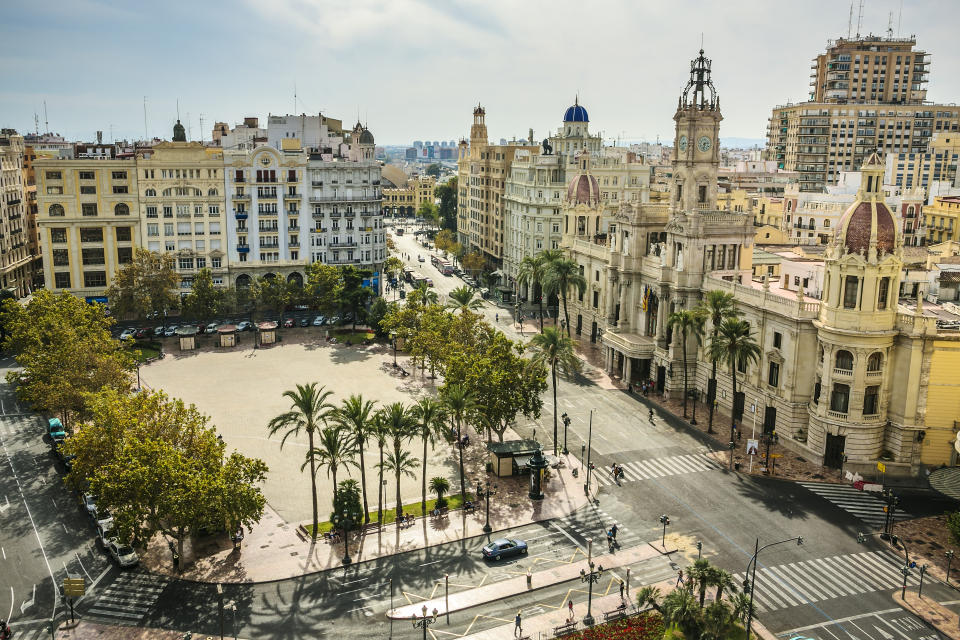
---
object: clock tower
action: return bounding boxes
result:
[672,49,722,214]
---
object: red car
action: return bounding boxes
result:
[135,327,150,339]
[283,318,296,328]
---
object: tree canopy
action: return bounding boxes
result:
[105,249,180,319]
[305,262,342,313]
[435,177,457,231]
[181,268,226,321]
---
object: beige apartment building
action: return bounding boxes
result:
[0,130,37,296]
[381,174,436,217]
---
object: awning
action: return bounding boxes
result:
[928,467,960,501]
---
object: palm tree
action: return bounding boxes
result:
[380,402,417,517]
[667,309,706,420]
[686,558,713,608]
[446,285,483,313]
[730,591,753,623]
[713,568,737,602]
[544,257,587,338]
[440,383,476,502]
[698,290,738,434]
[636,585,662,613]
[267,382,336,538]
[379,449,419,520]
[412,397,446,514]
[410,281,439,306]
[333,394,377,524]
[702,600,734,640]
[661,588,699,631]
[305,425,357,507]
[517,254,547,332]
[528,327,581,456]
[708,317,761,470]
[429,476,450,508]
[371,411,389,524]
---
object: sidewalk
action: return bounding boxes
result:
[142,444,589,583]
[897,588,960,640]
[55,621,204,640]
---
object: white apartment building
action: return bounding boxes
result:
[266,114,345,152]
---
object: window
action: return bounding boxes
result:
[52,249,69,266]
[50,228,67,243]
[830,383,850,413]
[147,224,159,237]
[867,352,882,371]
[177,222,191,235]
[178,258,194,270]
[81,203,98,217]
[165,241,175,251]
[196,257,206,269]
[208,205,219,215]
[117,247,133,263]
[111,171,127,180]
[54,272,71,288]
[863,385,879,415]
[211,257,222,268]
[835,350,854,370]
[164,223,174,236]
[48,204,64,217]
[45,171,62,180]
[79,228,103,243]
[208,188,218,197]
[116,227,131,242]
[737,356,747,374]
[877,276,889,309]
[195,222,204,234]
[768,362,780,387]
[80,186,96,194]
[592,291,599,308]
[114,203,129,216]
[81,248,105,265]
[698,185,707,203]
[773,332,782,349]
[83,271,107,288]
[112,186,128,194]
[843,275,858,308]
[145,188,156,197]
[46,186,63,195]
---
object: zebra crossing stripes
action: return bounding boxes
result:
[593,453,722,487]
[733,550,919,613]
[85,572,169,624]
[556,507,641,547]
[798,482,913,530]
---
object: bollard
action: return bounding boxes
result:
[626,567,630,596]
[526,569,532,588]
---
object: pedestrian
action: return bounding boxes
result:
[567,599,574,621]
[610,522,618,541]
[619,579,625,600]
[514,610,522,637]
[496,313,499,322]
[676,569,684,587]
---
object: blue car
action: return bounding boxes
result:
[481,538,527,561]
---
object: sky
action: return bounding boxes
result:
[3,0,959,147]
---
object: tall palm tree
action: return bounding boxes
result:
[709,318,761,470]
[544,257,587,338]
[333,394,377,524]
[698,290,738,434]
[379,449,419,520]
[661,588,698,632]
[446,285,483,314]
[305,425,357,507]
[440,383,476,501]
[412,397,446,514]
[267,382,336,538]
[371,411,389,524]
[667,309,705,419]
[713,567,737,602]
[410,281,439,306]
[635,585,662,613]
[687,558,713,608]
[730,590,753,623]
[702,600,734,640]
[528,327,581,456]
[517,254,547,332]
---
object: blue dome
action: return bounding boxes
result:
[563,103,589,123]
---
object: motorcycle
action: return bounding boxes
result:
[1,619,12,639]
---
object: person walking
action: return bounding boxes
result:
[496,313,499,323]
[619,579,625,601]
[567,599,574,621]
[610,522,618,541]
[676,569,684,587]
[514,610,522,637]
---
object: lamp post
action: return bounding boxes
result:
[476,478,497,533]
[216,584,224,640]
[946,550,954,584]
[658,514,670,548]
[412,605,439,640]
[390,330,398,368]
[689,389,698,425]
[584,410,595,499]
[880,489,900,539]
[858,530,912,598]
[696,540,702,560]
[579,538,604,627]
[762,430,779,475]
[743,535,804,636]
[561,412,571,455]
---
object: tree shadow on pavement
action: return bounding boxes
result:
[733,475,814,521]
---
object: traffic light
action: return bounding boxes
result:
[857,532,865,544]
[659,514,670,526]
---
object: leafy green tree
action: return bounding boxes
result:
[106,248,180,320]
[450,242,465,267]
[251,275,292,326]
[2,290,134,428]
[698,290,738,434]
[702,600,735,640]
[429,476,450,508]
[417,201,440,229]
[65,389,267,568]
[305,261,342,313]
[0,288,17,347]
[366,297,390,337]
[339,266,374,331]
[227,284,254,316]
[412,398,446,514]
[708,318,761,469]
[333,395,378,524]
[181,268,226,323]
[382,256,405,285]
[528,327,581,455]
[544,257,587,338]
[330,479,363,562]
[434,229,455,254]
[267,383,336,538]
[440,384,476,501]
[667,309,706,419]
[462,251,485,277]
[517,254,548,332]
[306,426,357,509]
[425,163,441,178]
[447,285,483,313]
[435,177,458,231]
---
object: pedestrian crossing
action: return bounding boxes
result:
[84,571,170,624]
[556,506,642,548]
[798,482,913,530]
[592,453,723,487]
[732,550,919,613]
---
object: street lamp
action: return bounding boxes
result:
[689,389,699,425]
[389,330,398,368]
[858,531,912,599]
[476,478,497,534]
[658,514,670,548]
[761,430,779,475]
[743,535,804,636]
[880,488,900,539]
[946,550,954,584]
[412,605,439,640]
[579,538,604,627]
[561,412,571,455]
[216,584,224,640]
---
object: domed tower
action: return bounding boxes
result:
[563,149,603,241]
[562,98,590,137]
[807,152,903,468]
[470,105,488,146]
[173,119,186,142]
[357,125,375,161]
[672,49,721,214]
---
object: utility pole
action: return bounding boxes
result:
[584,409,594,499]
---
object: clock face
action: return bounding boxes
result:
[697,136,712,152]
[678,136,688,152]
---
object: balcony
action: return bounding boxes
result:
[234,177,246,183]
[308,194,380,203]
[866,369,883,378]
[287,226,300,233]
[833,367,853,377]
[329,241,357,248]
[283,192,300,200]
[233,191,250,200]
[258,210,278,217]
[260,243,280,250]
[6,198,21,206]
[827,410,848,420]
[312,181,323,187]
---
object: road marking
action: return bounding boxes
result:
[62,523,69,534]
[20,583,35,614]
[550,521,585,552]
[6,586,12,629]
[348,605,373,613]
[0,495,9,513]
[780,608,905,634]
[420,560,442,566]
[1,547,4,560]
[74,552,93,582]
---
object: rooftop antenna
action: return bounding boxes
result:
[176,99,180,120]
[887,11,893,38]
[294,82,297,116]
[143,96,149,142]
[43,100,49,134]
[109,124,113,143]
[855,0,864,38]
[199,113,204,144]
[847,1,853,38]
[897,0,903,36]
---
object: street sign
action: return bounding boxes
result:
[746,439,759,456]
[770,453,783,459]
[877,462,886,473]
[62,577,85,597]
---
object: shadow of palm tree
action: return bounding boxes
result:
[734,476,813,521]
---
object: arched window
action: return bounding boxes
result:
[48,204,64,217]
[796,217,803,228]
[208,188,218,197]
[823,219,830,228]
[907,204,915,217]
[145,188,156,197]
[867,352,882,372]
[835,350,854,371]
[114,203,129,216]
[786,201,793,213]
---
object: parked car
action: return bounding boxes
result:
[329,315,341,325]
[153,326,165,337]
[119,328,136,341]
[313,315,325,326]
[79,493,97,517]
[47,418,66,444]
[418,255,425,262]
[105,538,139,568]
[425,278,434,287]
[237,321,253,332]
[163,326,178,338]
[481,538,528,560]
[135,327,150,339]
[94,510,114,532]
[283,318,295,328]
[299,317,309,327]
